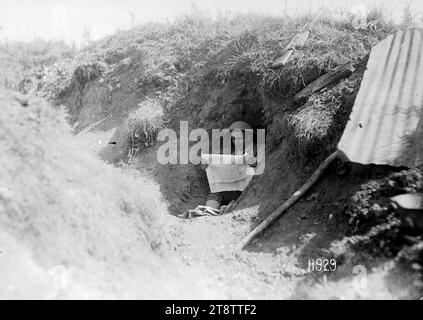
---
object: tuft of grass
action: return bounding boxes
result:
[73,60,107,87]
[285,94,339,162]
[127,98,164,157]
[282,73,361,163]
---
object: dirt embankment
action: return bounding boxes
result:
[0,88,219,299]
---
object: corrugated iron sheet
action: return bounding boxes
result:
[338,27,423,167]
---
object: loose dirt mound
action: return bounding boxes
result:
[0,88,215,299]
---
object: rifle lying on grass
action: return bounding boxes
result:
[271,11,322,68]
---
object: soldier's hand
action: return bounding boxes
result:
[200,163,208,170]
[244,153,257,167]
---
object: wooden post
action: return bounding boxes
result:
[294,64,354,102]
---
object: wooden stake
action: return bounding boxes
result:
[238,151,339,250]
[294,64,354,102]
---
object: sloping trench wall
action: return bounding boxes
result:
[0,88,217,299]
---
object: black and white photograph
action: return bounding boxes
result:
[1,0,423,304]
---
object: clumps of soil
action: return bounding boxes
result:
[329,166,423,292]
[345,167,422,233]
